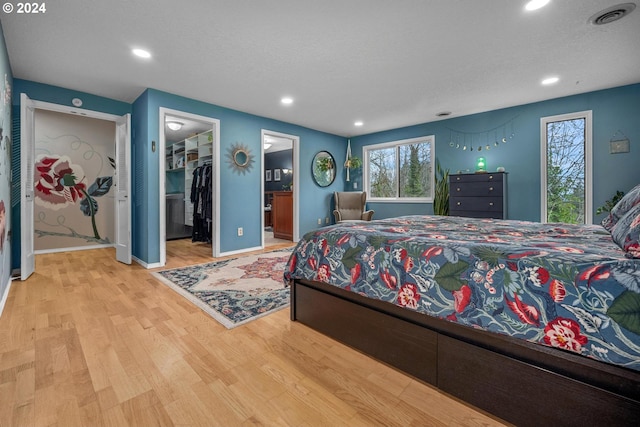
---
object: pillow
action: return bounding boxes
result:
[602,183,640,232]
[611,202,640,258]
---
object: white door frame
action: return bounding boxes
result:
[159,108,221,265]
[539,110,593,224]
[261,129,300,248]
[20,95,132,278]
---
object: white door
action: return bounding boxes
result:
[20,93,36,280]
[114,114,131,264]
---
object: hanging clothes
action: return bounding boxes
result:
[191,164,213,243]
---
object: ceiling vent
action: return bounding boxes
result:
[588,3,636,25]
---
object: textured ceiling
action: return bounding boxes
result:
[2,0,639,137]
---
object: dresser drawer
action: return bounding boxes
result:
[450,173,504,184]
[451,196,503,212]
[451,182,503,197]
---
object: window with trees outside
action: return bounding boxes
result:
[541,111,592,224]
[363,136,434,202]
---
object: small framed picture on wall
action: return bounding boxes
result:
[274,169,281,181]
[265,169,272,181]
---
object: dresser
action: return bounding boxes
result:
[448,172,507,219]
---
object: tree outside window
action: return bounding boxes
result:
[365,136,434,202]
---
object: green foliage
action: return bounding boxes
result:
[607,291,640,335]
[317,156,334,172]
[403,145,424,197]
[434,261,469,291]
[345,156,362,169]
[433,159,449,216]
[596,190,625,215]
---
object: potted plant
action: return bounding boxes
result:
[433,159,449,216]
[596,190,625,215]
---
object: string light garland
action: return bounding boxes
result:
[447,116,518,152]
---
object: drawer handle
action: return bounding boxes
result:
[456,177,461,181]
[489,202,494,206]
[457,202,461,206]
[489,187,494,191]
[489,175,493,179]
[456,187,461,192]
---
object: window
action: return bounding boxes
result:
[364,136,434,202]
[540,111,592,224]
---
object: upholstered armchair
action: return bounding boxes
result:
[333,191,374,223]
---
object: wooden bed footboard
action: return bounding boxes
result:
[290,279,640,427]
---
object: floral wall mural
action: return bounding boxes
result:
[34,109,116,251]
[0,23,12,310]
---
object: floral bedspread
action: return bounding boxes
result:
[284,215,640,371]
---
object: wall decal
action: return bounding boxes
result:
[34,154,113,241]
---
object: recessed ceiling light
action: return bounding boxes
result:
[281,97,293,105]
[354,121,364,127]
[542,76,559,85]
[525,0,550,11]
[132,48,151,59]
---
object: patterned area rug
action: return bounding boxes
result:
[152,248,292,328]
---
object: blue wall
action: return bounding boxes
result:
[10,77,639,268]
[350,84,640,223]
[135,89,345,262]
[0,22,13,305]
[265,149,293,192]
[10,79,131,269]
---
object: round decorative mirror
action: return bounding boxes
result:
[227,142,255,175]
[312,151,336,187]
[234,149,248,167]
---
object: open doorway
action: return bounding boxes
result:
[261,130,300,249]
[159,108,220,266]
[20,94,131,280]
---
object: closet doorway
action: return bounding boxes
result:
[20,94,131,280]
[159,108,220,266]
[261,130,299,248]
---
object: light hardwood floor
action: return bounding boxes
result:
[0,240,509,426]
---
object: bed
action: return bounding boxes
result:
[284,195,640,426]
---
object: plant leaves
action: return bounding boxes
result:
[607,290,640,335]
[87,176,113,197]
[434,261,469,291]
[80,196,98,216]
[341,246,363,270]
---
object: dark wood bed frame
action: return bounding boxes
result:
[290,278,640,427]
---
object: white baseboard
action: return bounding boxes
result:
[132,255,163,269]
[35,243,114,255]
[0,277,13,319]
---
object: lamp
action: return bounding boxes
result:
[475,157,487,173]
[166,121,183,131]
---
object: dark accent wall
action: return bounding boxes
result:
[265,149,293,192]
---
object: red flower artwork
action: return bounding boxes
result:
[380,268,397,290]
[543,317,588,353]
[397,283,420,309]
[549,279,566,302]
[453,284,471,313]
[34,155,86,209]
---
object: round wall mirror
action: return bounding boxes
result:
[233,149,248,167]
[312,151,336,187]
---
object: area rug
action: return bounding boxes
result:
[152,248,292,328]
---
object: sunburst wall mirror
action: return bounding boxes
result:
[227,142,255,175]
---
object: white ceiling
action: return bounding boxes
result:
[2,1,639,137]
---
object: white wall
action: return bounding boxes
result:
[34,109,116,251]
